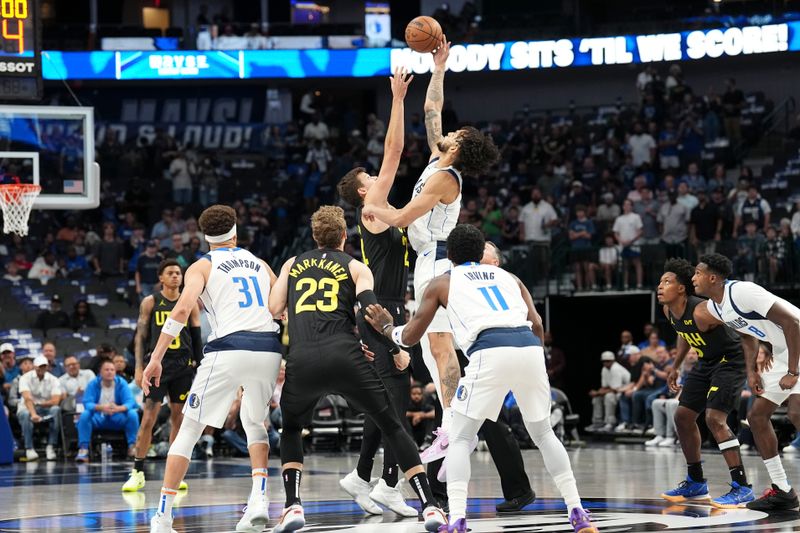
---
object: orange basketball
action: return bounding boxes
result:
[405,16,442,53]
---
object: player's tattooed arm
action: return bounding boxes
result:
[440,351,461,406]
[134,296,154,387]
[423,38,448,156]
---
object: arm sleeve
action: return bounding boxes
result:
[733,281,780,318]
[190,326,204,364]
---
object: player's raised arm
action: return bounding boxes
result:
[364,67,413,209]
[362,171,456,228]
[365,275,448,347]
[423,35,450,158]
[268,257,295,317]
[142,260,210,393]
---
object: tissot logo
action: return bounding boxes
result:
[0,61,35,73]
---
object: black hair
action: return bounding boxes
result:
[158,258,182,277]
[446,224,485,265]
[452,126,500,176]
[663,258,694,296]
[699,253,732,279]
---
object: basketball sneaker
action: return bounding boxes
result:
[661,478,710,502]
[711,482,754,508]
[272,504,305,533]
[421,428,479,465]
[369,478,418,517]
[569,508,598,533]
[75,449,90,463]
[339,469,383,515]
[422,505,447,531]
[235,499,270,532]
[122,469,146,492]
[149,514,177,533]
[746,485,800,511]
[437,518,467,532]
[782,434,800,453]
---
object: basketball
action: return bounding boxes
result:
[405,16,442,53]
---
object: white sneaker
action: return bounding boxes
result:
[645,436,665,446]
[46,445,56,461]
[422,506,447,531]
[369,479,417,517]
[150,514,177,533]
[273,504,304,533]
[658,438,675,447]
[600,423,615,432]
[614,423,628,432]
[782,444,800,453]
[339,469,383,515]
[24,449,39,462]
[236,499,270,532]
[740,443,751,451]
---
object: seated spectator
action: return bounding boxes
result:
[734,221,765,279]
[639,331,663,358]
[3,262,22,283]
[1,343,20,395]
[763,225,786,284]
[71,300,99,331]
[34,295,70,333]
[18,355,63,461]
[588,351,631,432]
[645,348,698,447]
[113,353,134,383]
[28,251,60,285]
[6,354,34,411]
[165,232,194,270]
[75,359,139,462]
[136,240,162,300]
[42,341,65,378]
[406,383,435,448]
[617,347,649,430]
[631,346,673,428]
[501,206,521,245]
[58,355,95,410]
[86,343,117,374]
[616,330,636,364]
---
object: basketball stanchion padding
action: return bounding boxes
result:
[0,184,41,236]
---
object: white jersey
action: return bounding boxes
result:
[200,247,278,341]
[446,263,532,354]
[407,157,462,253]
[706,280,800,356]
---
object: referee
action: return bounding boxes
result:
[335,67,418,517]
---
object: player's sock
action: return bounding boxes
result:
[382,464,399,488]
[764,456,791,492]
[441,408,453,433]
[356,456,373,483]
[687,462,705,483]
[408,472,435,508]
[134,457,145,472]
[156,487,177,518]
[526,418,581,515]
[283,468,302,507]
[729,465,748,486]
[251,468,268,502]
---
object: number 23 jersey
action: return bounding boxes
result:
[286,248,358,344]
[200,247,278,342]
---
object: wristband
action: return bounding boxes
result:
[392,325,410,348]
[162,317,185,337]
[388,344,400,355]
[788,370,799,377]
[382,323,392,333]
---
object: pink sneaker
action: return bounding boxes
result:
[420,428,449,464]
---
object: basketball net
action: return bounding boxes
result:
[0,184,41,237]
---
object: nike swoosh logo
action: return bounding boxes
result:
[423,250,432,257]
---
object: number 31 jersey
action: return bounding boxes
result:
[286,248,357,344]
[447,263,532,354]
[200,247,278,342]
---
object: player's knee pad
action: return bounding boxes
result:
[167,417,205,460]
[242,417,269,447]
[527,417,554,442]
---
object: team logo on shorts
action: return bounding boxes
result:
[456,385,468,401]
[188,393,200,409]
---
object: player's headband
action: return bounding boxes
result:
[205,225,237,243]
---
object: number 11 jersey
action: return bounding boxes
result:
[200,247,278,342]
[286,248,358,344]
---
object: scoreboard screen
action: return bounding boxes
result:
[0,0,42,101]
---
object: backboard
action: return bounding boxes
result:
[0,105,99,209]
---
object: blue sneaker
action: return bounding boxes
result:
[711,482,755,508]
[661,478,710,502]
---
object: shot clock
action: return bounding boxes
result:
[0,0,42,101]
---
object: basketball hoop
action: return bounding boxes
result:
[0,184,41,237]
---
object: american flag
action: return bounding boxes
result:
[63,180,84,193]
